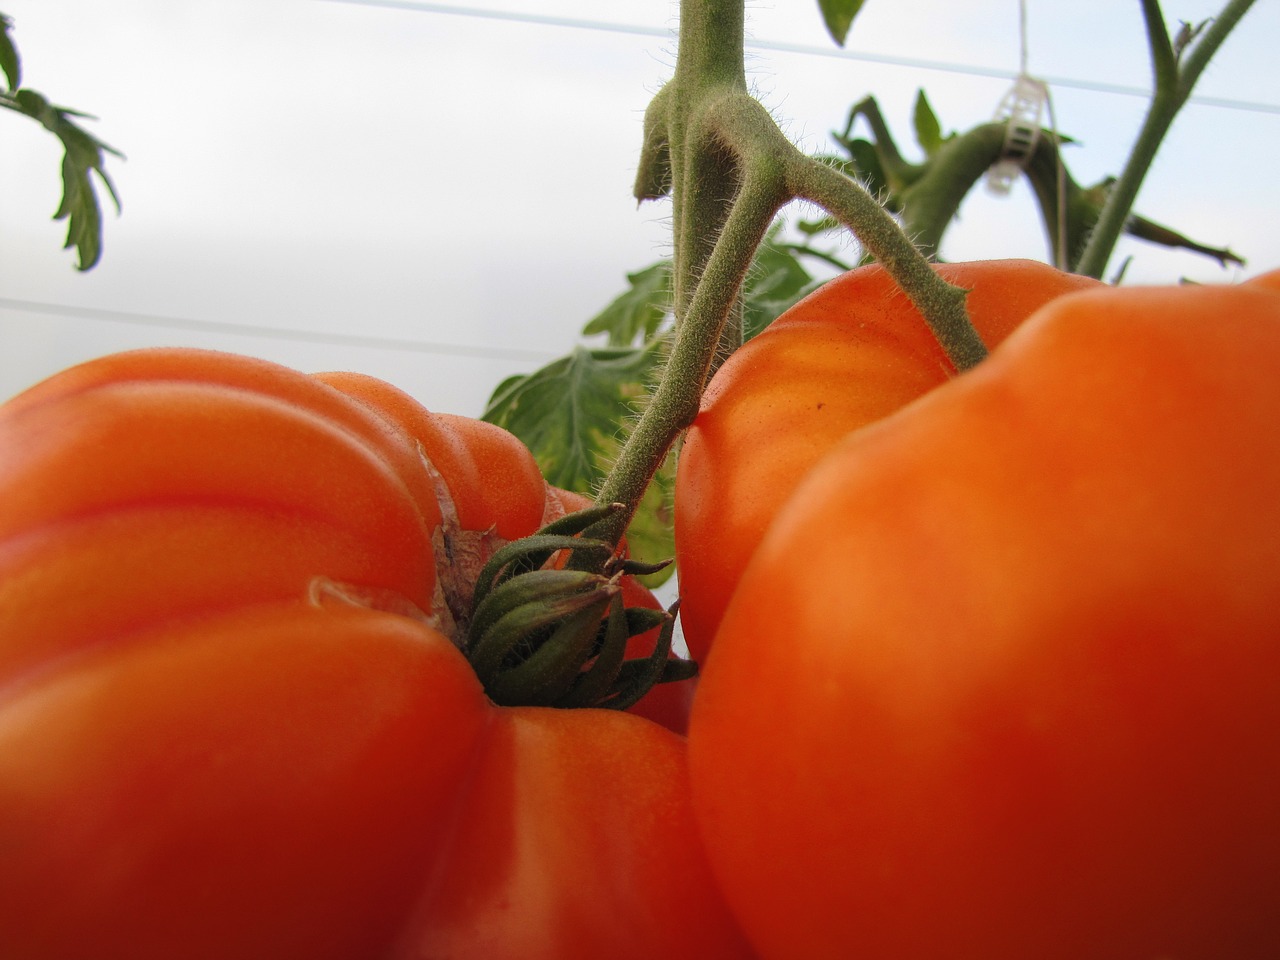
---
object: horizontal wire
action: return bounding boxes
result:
[318,0,1280,115]
[8,4,1272,353]
[0,297,562,363]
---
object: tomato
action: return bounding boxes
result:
[674,259,1102,660]
[688,271,1280,959]
[0,348,746,959]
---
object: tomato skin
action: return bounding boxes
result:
[0,355,440,683]
[688,272,1280,959]
[674,259,1102,661]
[313,370,548,541]
[390,706,732,959]
[0,603,489,960]
[0,348,746,959]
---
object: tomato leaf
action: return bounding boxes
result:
[742,239,816,341]
[5,87,123,270]
[912,88,949,157]
[816,0,866,47]
[483,341,674,582]
[831,138,894,209]
[483,343,661,494]
[582,261,673,347]
[0,14,20,90]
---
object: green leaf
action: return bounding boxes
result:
[9,86,123,270]
[483,342,662,495]
[742,238,815,341]
[817,0,866,47]
[483,341,674,584]
[0,13,20,90]
[912,88,951,157]
[839,138,893,206]
[795,213,841,238]
[581,261,673,347]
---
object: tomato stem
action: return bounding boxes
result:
[1075,0,1257,279]
[586,169,788,550]
[785,152,985,370]
[587,0,987,553]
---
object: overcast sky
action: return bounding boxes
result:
[3,0,1277,415]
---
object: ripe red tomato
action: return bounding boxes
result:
[0,348,745,959]
[675,259,1102,660]
[688,271,1280,959]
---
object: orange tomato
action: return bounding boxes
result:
[0,348,744,959]
[689,271,1280,959]
[675,260,1102,660]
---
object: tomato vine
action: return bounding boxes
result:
[558,0,1258,567]
[485,0,1261,706]
[1076,0,1258,278]
[578,0,985,556]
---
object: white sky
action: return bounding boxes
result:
[3,0,1278,416]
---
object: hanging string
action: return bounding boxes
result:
[986,0,1069,268]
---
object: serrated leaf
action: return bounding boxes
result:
[483,342,663,495]
[8,86,123,270]
[0,13,20,90]
[483,341,674,584]
[912,88,947,156]
[817,0,866,47]
[582,261,673,347]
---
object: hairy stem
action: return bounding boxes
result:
[586,170,788,550]
[593,0,987,555]
[668,0,748,317]
[787,153,985,370]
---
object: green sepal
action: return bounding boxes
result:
[541,501,626,537]
[471,531,613,612]
[558,592,634,708]
[595,602,695,712]
[483,589,617,706]
[468,583,615,685]
[622,606,668,636]
[466,568,605,656]
[615,556,674,578]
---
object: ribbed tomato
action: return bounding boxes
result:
[0,348,743,959]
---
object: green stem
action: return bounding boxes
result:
[668,0,748,318]
[589,0,988,555]
[586,170,788,549]
[787,153,985,371]
[1075,0,1256,279]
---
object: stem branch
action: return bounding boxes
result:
[589,0,989,556]
[788,153,985,370]
[1076,0,1256,278]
